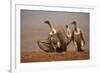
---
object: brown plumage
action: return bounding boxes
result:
[37,20,70,52]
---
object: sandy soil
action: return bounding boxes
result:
[21,51,89,63]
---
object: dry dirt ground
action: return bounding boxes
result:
[21,51,89,63]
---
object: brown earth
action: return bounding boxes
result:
[21,51,89,63]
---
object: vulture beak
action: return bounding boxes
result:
[44,20,52,29]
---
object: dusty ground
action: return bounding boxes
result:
[21,51,89,63]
